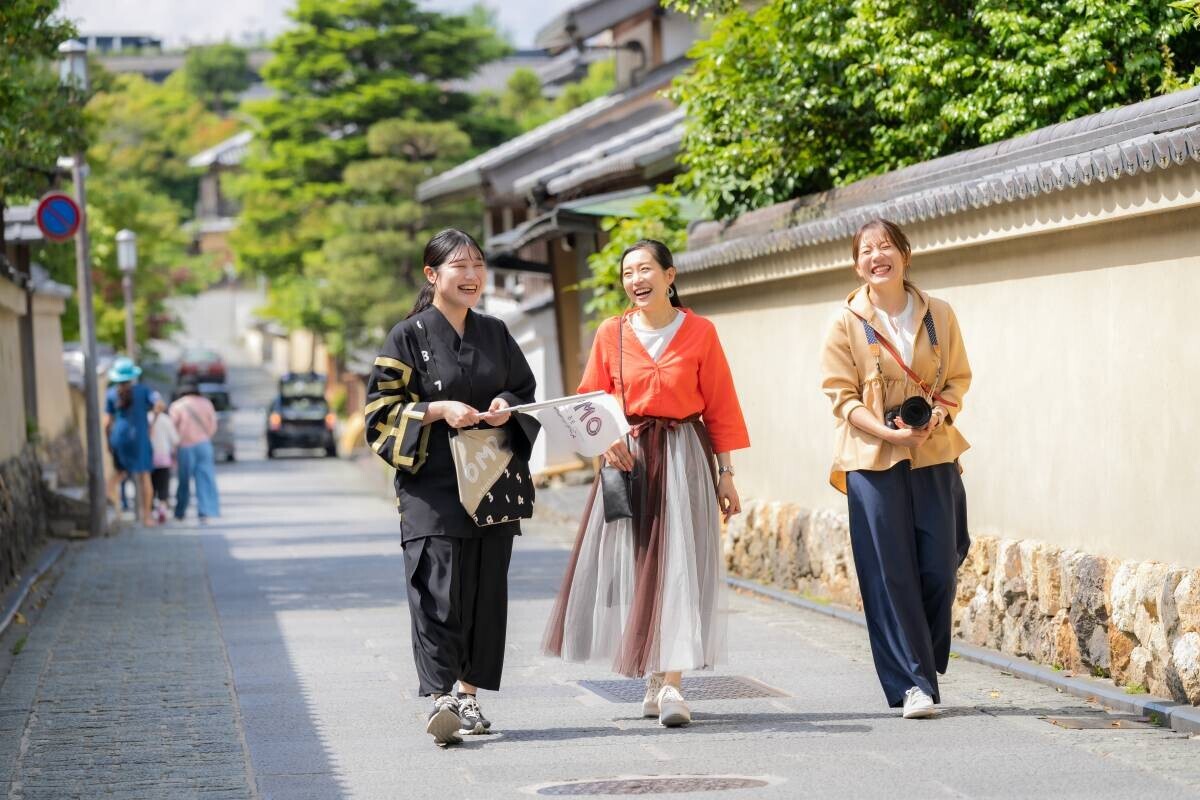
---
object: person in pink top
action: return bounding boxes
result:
[169,382,220,522]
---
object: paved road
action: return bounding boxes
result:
[1,362,1199,799]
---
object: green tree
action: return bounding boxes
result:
[88,72,239,211]
[0,0,87,205]
[494,59,617,132]
[33,65,231,348]
[310,118,476,354]
[232,0,511,349]
[181,43,252,114]
[233,0,508,278]
[670,0,1200,220]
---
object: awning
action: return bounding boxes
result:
[487,187,707,256]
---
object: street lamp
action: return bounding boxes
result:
[116,229,137,358]
[59,39,106,537]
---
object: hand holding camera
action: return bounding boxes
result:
[884,396,934,447]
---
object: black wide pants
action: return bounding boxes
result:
[403,534,514,697]
[846,461,969,708]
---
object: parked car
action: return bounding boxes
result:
[177,347,226,383]
[197,382,236,462]
[266,372,336,458]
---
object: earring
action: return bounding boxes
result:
[668,285,677,298]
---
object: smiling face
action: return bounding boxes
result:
[426,244,486,310]
[853,225,908,290]
[620,246,676,311]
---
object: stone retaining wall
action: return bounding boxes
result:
[36,425,87,490]
[0,445,47,590]
[724,499,1200,704]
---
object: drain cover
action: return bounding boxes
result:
[577,675,787,704]
[1044,715,1155,730]
[537,776,770,795]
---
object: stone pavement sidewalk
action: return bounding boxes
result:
[1,446,1199,799]
[0,529,253,800]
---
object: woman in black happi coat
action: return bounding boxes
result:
[365,229,539,745]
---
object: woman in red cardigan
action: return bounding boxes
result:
[543,239,750,727]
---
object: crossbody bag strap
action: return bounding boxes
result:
[182,399,217,437]
[847,308,958,408]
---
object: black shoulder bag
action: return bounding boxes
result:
[598,316,634,522]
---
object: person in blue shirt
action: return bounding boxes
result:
[105,357,157,526]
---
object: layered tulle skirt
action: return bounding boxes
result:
[542,418,727,677]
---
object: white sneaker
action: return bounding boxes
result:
[902,686,935,719]
[426,694,463,744]
[657,685,691,727]
[642,673,666,718]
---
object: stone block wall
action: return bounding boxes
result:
[36,425,88,490]
[0,445,47,590]
[724,499,1200,705]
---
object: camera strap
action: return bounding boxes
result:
[848,308,958,409]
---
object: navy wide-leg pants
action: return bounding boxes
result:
[846,460,969,708]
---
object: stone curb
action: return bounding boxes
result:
[726,575,1200,736]
[0,540,67,636]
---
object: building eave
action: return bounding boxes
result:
[535,0,663,53]
[417,57,689,204]
[676,87,1200,276]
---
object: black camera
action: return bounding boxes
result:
[884,396,933,430]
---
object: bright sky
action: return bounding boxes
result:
[57,0,582,49]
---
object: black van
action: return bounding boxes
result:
[266,372,337,458]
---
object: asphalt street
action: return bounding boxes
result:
[1,360,1198,799]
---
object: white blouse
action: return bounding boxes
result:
[630,310,686,362]
[871,294,916,366]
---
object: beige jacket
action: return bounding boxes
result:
[821,282,971,493]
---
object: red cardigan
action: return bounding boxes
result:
[578,311,750,454]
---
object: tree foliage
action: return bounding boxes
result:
[88,72,240,211]
[181,44,252,114]
[34,68,233,348]
[232,0,512,351]
[310,118,477,354]
[579,196,688,323]
[496,60,617,132]
[670,0,1200,220]
[0,0,87,203]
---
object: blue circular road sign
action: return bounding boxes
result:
[36,193,82,243]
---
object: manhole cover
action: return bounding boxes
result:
[577,675,787,704]
[1044,715,1155,730]
[537,776,770,795]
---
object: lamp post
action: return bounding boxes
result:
[116,229,137,358]
[59,39,106,538]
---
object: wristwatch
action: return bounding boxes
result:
[718,465,735,477]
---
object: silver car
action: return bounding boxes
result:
[197,382,236,462]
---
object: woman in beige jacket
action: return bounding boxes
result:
[820,218,971,719]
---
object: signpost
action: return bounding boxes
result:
[35,193,82,243]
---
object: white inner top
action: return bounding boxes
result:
[631,310,687,362]
[872,293,916,366]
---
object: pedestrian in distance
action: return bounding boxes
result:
[365,229,540,746]
[170,382,221,523]
[542,239,750,728]
[820,218,972,719]
[148,397,180,525]
[104,356,157,526]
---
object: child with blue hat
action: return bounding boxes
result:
[105,357,157,525]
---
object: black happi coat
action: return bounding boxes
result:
[365,306,540,542]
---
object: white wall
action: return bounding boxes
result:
[680,162,1200,566]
